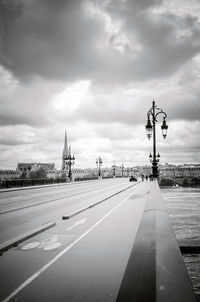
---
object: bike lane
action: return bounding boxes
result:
[0,181,151,302]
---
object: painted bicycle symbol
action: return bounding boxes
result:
[21,235,61,251]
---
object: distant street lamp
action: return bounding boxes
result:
[96,156,103,179]
[65,147,75,181]
[113,161,116,178]
[145,100,168,178]
[121,164,124,177]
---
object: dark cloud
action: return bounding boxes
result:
[156,86,200,122]
[0,0,199,85]
[0,137,25,146]
[105,0,200,79]
[0,0,106,81]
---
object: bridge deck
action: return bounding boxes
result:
[0,180,196,301]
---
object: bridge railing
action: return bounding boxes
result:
[0,175,126,189]
[0,178,67,189]
[117,180,196,302]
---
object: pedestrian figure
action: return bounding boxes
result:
[142,175,144,181]
[146,175,148,180]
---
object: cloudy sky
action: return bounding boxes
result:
[0,0,200,170]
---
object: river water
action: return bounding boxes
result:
[161,187,200,300]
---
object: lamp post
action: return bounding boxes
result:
[65,146,75,181]
[145,100,168,178]
[113,161,116,178]
[96,156,103,179]
[121,164,124,177]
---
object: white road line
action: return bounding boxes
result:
[67,219,86,231]
[2,188,141,302]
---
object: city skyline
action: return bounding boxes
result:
[0,0,200,170]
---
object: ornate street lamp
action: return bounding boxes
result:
[145,100,168,178]
[96,156,103,178]
[161,117,168,139]
[145,115,152,140]
[65,147,75,181]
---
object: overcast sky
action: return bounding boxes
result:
[0,0,200,170]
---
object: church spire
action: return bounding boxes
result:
[62,130,69,171]
[64,130,68,150]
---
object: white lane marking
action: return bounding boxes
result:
[38,235,58,249]
[20,236,61,252]
[67,218,86,231]
[21,242,41,250]
[2,189,140,302]
[43,242,61,251]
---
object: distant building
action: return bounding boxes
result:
[16,163,36,173]
[0,170,21,181]
[17,163,55,172]
[137,165,152,176]
[159,163,200,178]
[72,168,88,179]
[71,165,133,180]
[16,162,56,178]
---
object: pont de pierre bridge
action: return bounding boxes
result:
[0,178,196,302]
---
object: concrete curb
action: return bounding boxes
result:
[0,221,56,256]
[62,181,141,220]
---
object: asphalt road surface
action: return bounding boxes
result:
[0,178,135,243]
[0,178,151,302]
